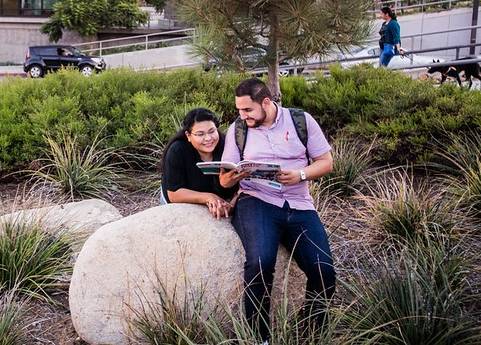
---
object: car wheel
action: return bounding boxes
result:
[28,65,44,78]
[79,65,94,77]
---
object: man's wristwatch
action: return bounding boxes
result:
[299,169,307,181]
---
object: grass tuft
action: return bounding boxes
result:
[356,170,459,242]
[0,217,73,300]
[0,291,27,345]
[29,133,122,201]
[318,136,376,198]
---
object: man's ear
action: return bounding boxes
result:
[185,131,191,142]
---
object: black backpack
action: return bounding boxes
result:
[234,108,308,160]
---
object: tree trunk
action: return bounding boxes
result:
[267,11,281,103]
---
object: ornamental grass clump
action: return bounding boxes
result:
[30,133,123,200]
[318,136,376,198]
[130,279,344,345]
[342,236,480,345]
[0,291,27,345]
[0,217,73,300]
[356,170,459,242]
[434,131,481,218]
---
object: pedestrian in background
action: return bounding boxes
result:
[379,6,405,67]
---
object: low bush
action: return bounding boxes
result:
[1,65,480,173]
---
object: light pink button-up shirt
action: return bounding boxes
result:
[222,104,331,211]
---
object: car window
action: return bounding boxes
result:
[58,48,72,57]
[37,47,59,56]
[72,47,83,56]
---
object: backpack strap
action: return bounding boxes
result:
[234,108,309,160]
[288,108,309,159]
[234,116,248,161]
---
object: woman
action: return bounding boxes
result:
[160,108,238,219]
[379,6,404,67]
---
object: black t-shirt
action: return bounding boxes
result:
[161,140,238,203]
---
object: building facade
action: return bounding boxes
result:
[0,0,55,17]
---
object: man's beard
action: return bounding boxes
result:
[246,108,267,128]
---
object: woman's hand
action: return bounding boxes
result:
[204,193,231,219]
[219,169,250,188]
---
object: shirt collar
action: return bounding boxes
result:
[264,102,282,129]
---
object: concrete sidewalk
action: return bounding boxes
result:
[0,66,26,78]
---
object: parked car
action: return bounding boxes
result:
[24,45,106,78]
[339,45,445,69]
[204,47,303,77]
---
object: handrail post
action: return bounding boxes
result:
[100,41,103,56]
[455,47,460,59]
[145,36,148,50]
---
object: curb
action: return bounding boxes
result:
[0,72,27,78]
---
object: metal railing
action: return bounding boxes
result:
[73,28,195,56]
[365,24,481,52]
[243,42,481,76]
[71,21,480,60]
[368,0,472,13]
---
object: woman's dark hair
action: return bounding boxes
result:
[160,108,222,171]
[381,6,397,20]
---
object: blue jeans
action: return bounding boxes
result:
[380,43,395,67]
[232,194,336,341]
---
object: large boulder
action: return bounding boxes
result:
[69,203,306,345]
[0,199,122,251]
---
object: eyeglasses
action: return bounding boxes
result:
[190,128,218,139]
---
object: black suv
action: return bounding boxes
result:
[24,45,106,78]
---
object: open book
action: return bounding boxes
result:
[196,160,282,190]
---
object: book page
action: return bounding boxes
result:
[196,161,238,175]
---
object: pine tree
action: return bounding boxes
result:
[177,0,373,100]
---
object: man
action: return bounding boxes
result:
[220,78,336,343]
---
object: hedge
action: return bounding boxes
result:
[0,65,480,173]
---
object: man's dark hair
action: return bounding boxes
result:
[235,78,272,104]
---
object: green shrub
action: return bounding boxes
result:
[1,66,480,173]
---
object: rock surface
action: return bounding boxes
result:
[0,199,123,251]
[69,203,306,345]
